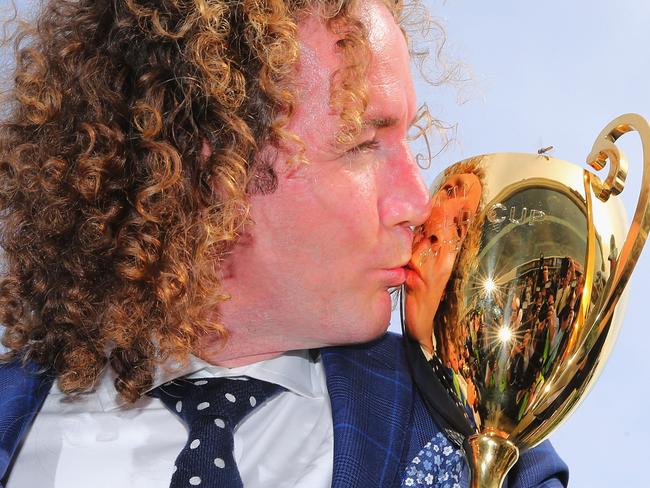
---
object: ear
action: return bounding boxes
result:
[246,145,279,195]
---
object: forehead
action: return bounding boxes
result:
[294,2,412,116]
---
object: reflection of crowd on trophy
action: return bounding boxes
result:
[460,255,585,422]
[434,318,481,426]
[426,231,620,429]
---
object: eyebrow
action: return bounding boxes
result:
[329,114,417,152]
[363,113,420,130]
[363,117,399,129]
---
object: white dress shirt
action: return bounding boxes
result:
[6,351,334,488]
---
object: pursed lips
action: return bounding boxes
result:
[404,259,423,279]
[375,254,408,285]
[380,231,420,284]
[403,257,426,291]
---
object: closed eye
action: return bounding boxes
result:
[347,138,380,155]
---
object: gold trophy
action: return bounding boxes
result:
[402,113,650,487]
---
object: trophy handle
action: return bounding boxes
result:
[585,113,650,327]
[513,115,650,446]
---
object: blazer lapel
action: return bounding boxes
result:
[0,359,53,484]
[321,333,413,488]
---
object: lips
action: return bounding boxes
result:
[404,260,424,289]
[404,259,422,278]
[381,237,416,286]
[381,266,407,287]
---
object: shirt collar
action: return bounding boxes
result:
[95,350,324,412]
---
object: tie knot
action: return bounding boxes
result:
[150,376,283,428]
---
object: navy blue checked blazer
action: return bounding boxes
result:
[0,333,568,487]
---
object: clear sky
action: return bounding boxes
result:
[1,0,648,486]
[391,1,649,485]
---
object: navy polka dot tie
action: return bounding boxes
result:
[150,377,283,487]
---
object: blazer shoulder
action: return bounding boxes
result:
[323,332,408,372]
[0,359,53,483]
[339,331,404,356]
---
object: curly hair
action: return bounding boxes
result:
[0,0,442,402]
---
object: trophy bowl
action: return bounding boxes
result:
[402,114,650,487]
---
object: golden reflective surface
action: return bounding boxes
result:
[402,114,650,487]
[467,432,519,488]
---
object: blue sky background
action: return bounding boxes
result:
[1,0,648,486]
[390,1,649,485]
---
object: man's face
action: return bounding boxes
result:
[216,1,430,354]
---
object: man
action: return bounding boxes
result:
[0,0,568,486]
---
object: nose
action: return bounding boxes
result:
[379,145,431,228]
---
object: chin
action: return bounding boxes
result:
[322,290,392,346]
[367,321,391,341]
[338,321,389,346]
[330,318,390,348]
[354,294,393,343]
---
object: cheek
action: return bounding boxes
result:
[283,169,381,257]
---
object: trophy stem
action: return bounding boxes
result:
[467,431,519,488]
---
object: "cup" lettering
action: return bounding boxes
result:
[487,203,546,225]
